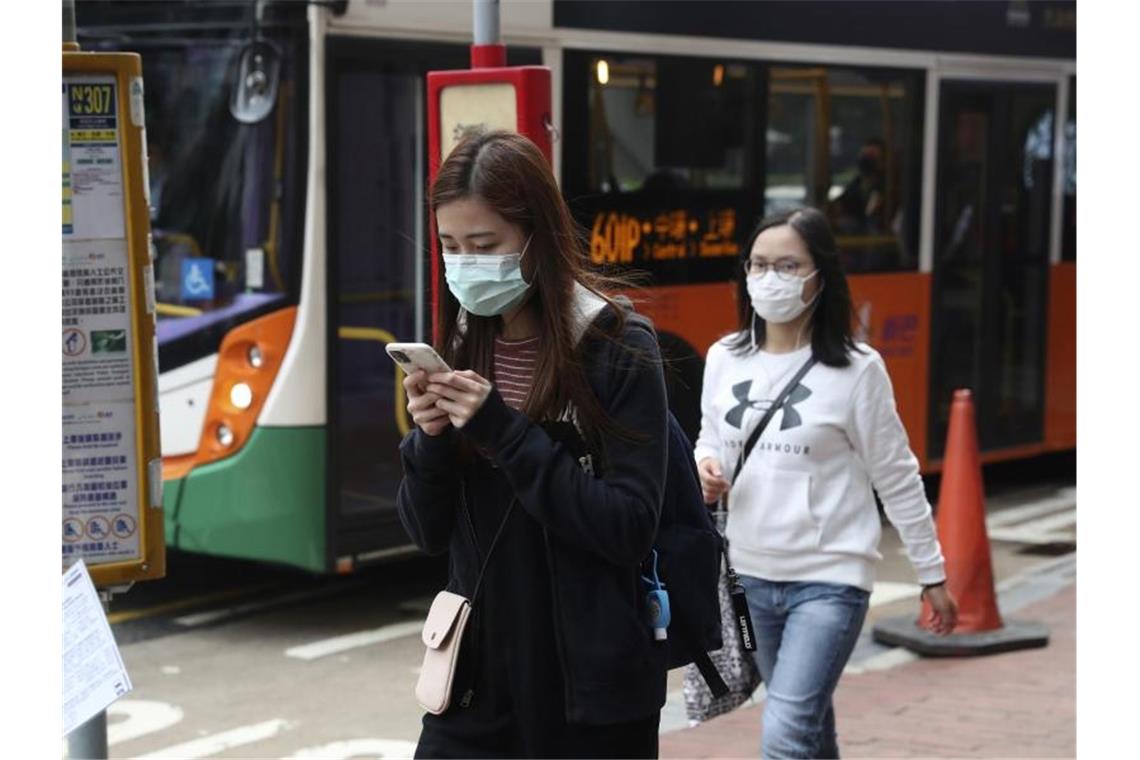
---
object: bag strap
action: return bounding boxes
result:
[718,355,816,610]
[730,356,817,485]
[692,650,730,698]
[460,488,516,609]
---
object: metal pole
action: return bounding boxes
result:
[473,0,500,46]
[66,712,108,760]
[63,0,77,45]
[66,592,112,760]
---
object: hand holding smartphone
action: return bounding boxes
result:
[389,343,454,436]
[385,342,452,376]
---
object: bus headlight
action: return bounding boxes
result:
[248,344,264,368]
[230,382,253,410]
[216,424,235,447]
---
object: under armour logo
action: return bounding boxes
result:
[779,383,812,430]
[725,380,812,431]
[726,381,761,429]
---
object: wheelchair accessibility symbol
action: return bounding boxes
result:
[112,514,137,538]
[181,258,216,301]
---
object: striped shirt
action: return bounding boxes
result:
[493,335,539,410]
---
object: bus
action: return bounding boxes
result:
[75,0,1076,574]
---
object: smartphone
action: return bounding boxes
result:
[385,342,452,375]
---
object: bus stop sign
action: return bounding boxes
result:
[63,50,164,588]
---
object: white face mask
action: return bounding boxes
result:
[746,269,821,324]
[442,236,534,317]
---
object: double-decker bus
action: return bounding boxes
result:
[76,0,1075,574]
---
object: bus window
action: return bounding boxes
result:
[766,66,924,273]
[561,51,763,289]
[1062,76,1075,261]
[83,26,309,369]
[584,55,761,193]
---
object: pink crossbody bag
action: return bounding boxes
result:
[415,497,516,715]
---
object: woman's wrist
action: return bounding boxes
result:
[920,580,946,598]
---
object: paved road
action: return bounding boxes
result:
[98,482,1075,759]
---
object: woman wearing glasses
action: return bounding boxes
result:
[693,208,958,758]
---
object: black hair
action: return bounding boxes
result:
[728,207,861,367]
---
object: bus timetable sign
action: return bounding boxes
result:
[62,51,164,587]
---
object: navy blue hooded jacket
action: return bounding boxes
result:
[396,284,669,725]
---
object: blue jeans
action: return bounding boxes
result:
[739,576,870,759]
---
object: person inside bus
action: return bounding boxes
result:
[396,129,669,758]
[834,137,888,236]
[693,207,959,759]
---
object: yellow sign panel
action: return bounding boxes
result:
[62,51,164,588]
[70,129,118,143]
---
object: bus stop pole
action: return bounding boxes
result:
[470,0,505,68]
[473,0,500,46]
[66,591,112,760]
[67,710,108,760]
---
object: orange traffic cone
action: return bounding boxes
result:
[917,390,1003,633]
[872,389,1048,656]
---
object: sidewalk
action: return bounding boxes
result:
[661,582,1075,759]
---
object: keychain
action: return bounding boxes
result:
[641,549,671,641]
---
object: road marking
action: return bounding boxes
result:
[174,585,360,627]
[135,718,290,759]
[106,700,183,746]
[996,552,1077,593]
[106,585,271,625]
[397,596,434,614]
[286,738,418,759]
[845,647,919,675]
[988,506,1076,544]
[285,620,424,660]
[986,490,1075,528]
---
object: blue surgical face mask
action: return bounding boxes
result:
[442,236,534,317]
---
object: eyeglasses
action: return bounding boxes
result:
[743,258,810,280]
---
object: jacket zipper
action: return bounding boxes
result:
[543,528,577,721]
[458,477,480,709]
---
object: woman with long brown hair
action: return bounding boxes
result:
[396,129,669,758]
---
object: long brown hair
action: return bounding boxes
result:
[431,129,634,441]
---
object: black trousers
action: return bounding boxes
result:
[415,706,660,759]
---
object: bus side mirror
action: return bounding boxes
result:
[230,39,281,124]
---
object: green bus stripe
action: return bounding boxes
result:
[165,426,327,573]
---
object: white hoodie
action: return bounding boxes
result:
[694,336,946,592]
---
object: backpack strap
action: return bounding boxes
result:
[731,356,817,485]
[691,649,730,698]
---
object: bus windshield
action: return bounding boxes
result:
[79,9,308,366]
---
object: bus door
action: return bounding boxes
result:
[325,38,541,567]
[929,80,1056,459]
